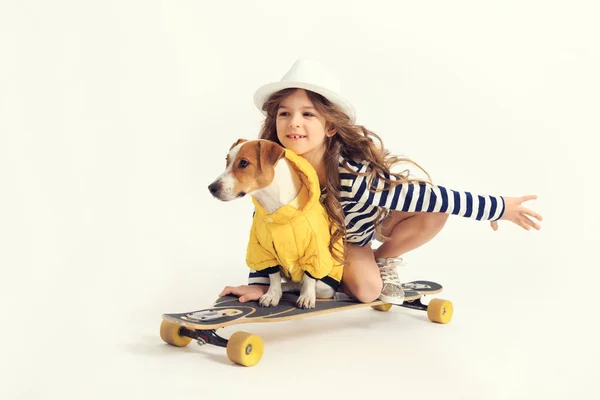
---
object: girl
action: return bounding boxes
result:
[220,59,542,305]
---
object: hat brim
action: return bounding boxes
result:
[253,81,356,123]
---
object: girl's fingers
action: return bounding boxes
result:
[490,221,499,231]
[220,286,243,297]
[219,286,232,296]
[518,216,533,230]
[521,215,541,230]
[522,207,543,222]
[241,292,260,303]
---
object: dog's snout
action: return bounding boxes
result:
[208,182,221,195]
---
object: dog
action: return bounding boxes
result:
[208,138,343,309]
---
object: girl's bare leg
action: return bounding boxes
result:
[340,211,448,303]
[374,211,448,259]
[340,243,382,303]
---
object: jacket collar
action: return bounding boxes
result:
[251,149,322,222]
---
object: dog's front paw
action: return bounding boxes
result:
[259,291,281,307]
[296,293,316,309]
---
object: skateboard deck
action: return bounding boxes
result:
[160,280,452,367]
[163,280,442,329]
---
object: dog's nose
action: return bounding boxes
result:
[208,182,220,195]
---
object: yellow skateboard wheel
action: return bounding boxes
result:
[160,320,193,347]
[226,331,264,367]
[371,303,393,312]
[427,299,453,324]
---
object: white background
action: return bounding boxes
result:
[1,1,598,399]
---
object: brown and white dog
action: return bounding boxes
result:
[208,138,336,308]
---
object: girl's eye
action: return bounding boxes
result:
[278,112,289,117]
[238,159,249,168]
[304,113,314,117]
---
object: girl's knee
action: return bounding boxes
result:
[343,243,383,303]
[350,278,382,303]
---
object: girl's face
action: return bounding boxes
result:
[276,89,331,166]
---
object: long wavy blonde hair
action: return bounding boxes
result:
[258,88,431,265]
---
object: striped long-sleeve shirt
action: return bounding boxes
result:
[340,157,505,246]
[248,155,504,286]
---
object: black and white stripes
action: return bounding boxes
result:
[340,157,505,246]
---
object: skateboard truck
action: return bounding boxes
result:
[399,297,427,311]
[163,325,263,366]
[178,327,229,348]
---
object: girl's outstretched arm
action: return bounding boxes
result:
[340,160,506,223]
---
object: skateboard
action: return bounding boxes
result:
[160,280,452,367]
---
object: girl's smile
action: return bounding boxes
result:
[286,134,307,139]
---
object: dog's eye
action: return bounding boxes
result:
[238,159,249,168]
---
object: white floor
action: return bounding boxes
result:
[3,222,596,400]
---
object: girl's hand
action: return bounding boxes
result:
[219,284,268,302]
[490,195,542,231]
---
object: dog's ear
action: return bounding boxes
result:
[258,141,285,171]
[230,138,247,150]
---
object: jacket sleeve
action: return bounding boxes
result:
[245,221,279,272]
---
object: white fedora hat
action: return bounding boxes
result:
[253,59,356,123]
